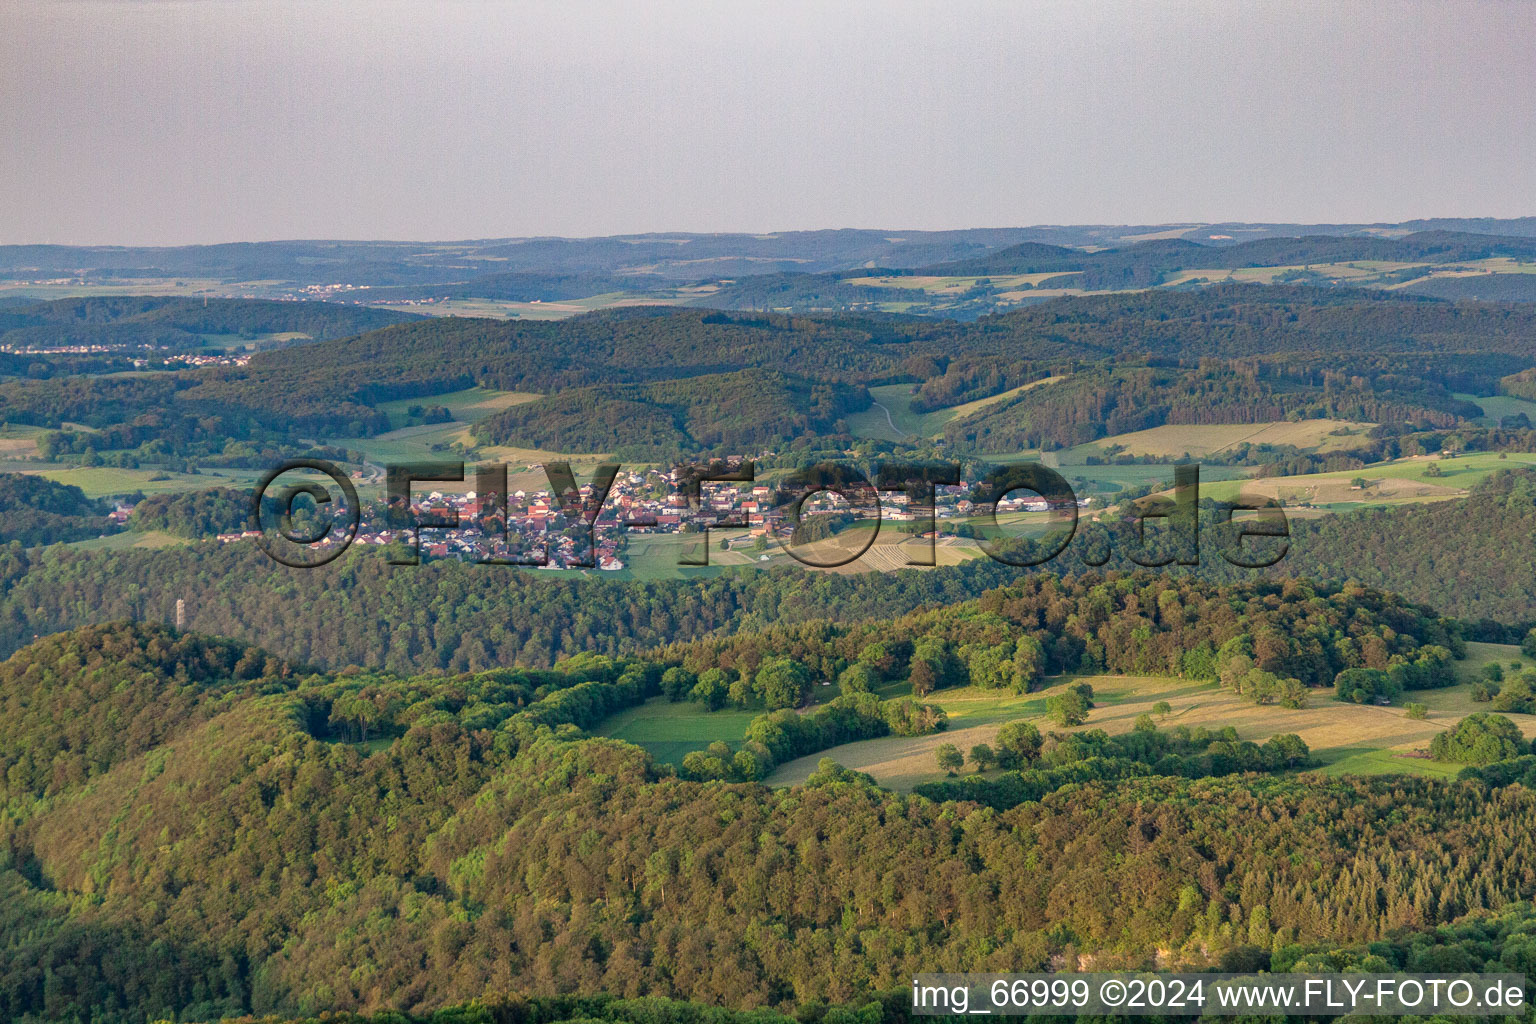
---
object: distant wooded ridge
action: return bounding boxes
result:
[5,216,1536,284]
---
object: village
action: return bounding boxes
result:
[218,463,1080,570]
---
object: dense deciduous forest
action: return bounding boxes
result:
[0,524,1468,678]
[127,487,253,538]
[0,296,413,355]
[0,541,1025,670]
[471,369,869,458]
[0,473,111,545]
[0,466,1526,683]
[0,617,1532,1024]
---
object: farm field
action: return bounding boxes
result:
[0,423,43,459]
[0,278,234,300]
[808,525,985,575]
[28,464,262,498]
[1195,452,1536,509]
[614,531,749,580]
[843,272,1078,294]
[760,642,1531,791]
[196,330,315,352]
[331,387,548,466]
[1059,419,1374,460]
[365,292,680,321]
[328,430,616,494]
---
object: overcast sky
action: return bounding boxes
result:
[2,0,1534,245]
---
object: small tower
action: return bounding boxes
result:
[175,598,186,631]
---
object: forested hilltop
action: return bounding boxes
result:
[0,598,1524,1024]
[12,285,1536,459]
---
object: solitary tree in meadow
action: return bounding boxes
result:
[935,743,963,775]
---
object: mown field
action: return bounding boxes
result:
[1059,418,1374,460]
[373,386,541,428]
[733,642,1530,791]
[1197,451,1536,509]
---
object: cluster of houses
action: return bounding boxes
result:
[211,464,1082,570]
[0,339,250,368]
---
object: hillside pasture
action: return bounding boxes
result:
[846,377,1064,441]
[0,423,43,459]
[1062,419,1373,461]
[374,386,540,428]
[764,643,1534,791]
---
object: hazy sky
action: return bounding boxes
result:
[3,0,1534,245]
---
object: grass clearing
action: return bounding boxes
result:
[66,529,189,551]
[1456,393,1536,427]
[611,532,749,580]
[594,698,760,766]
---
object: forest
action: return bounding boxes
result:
[471,370,869,458]
[0,473,112,546]
[0,608,1532,1024]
